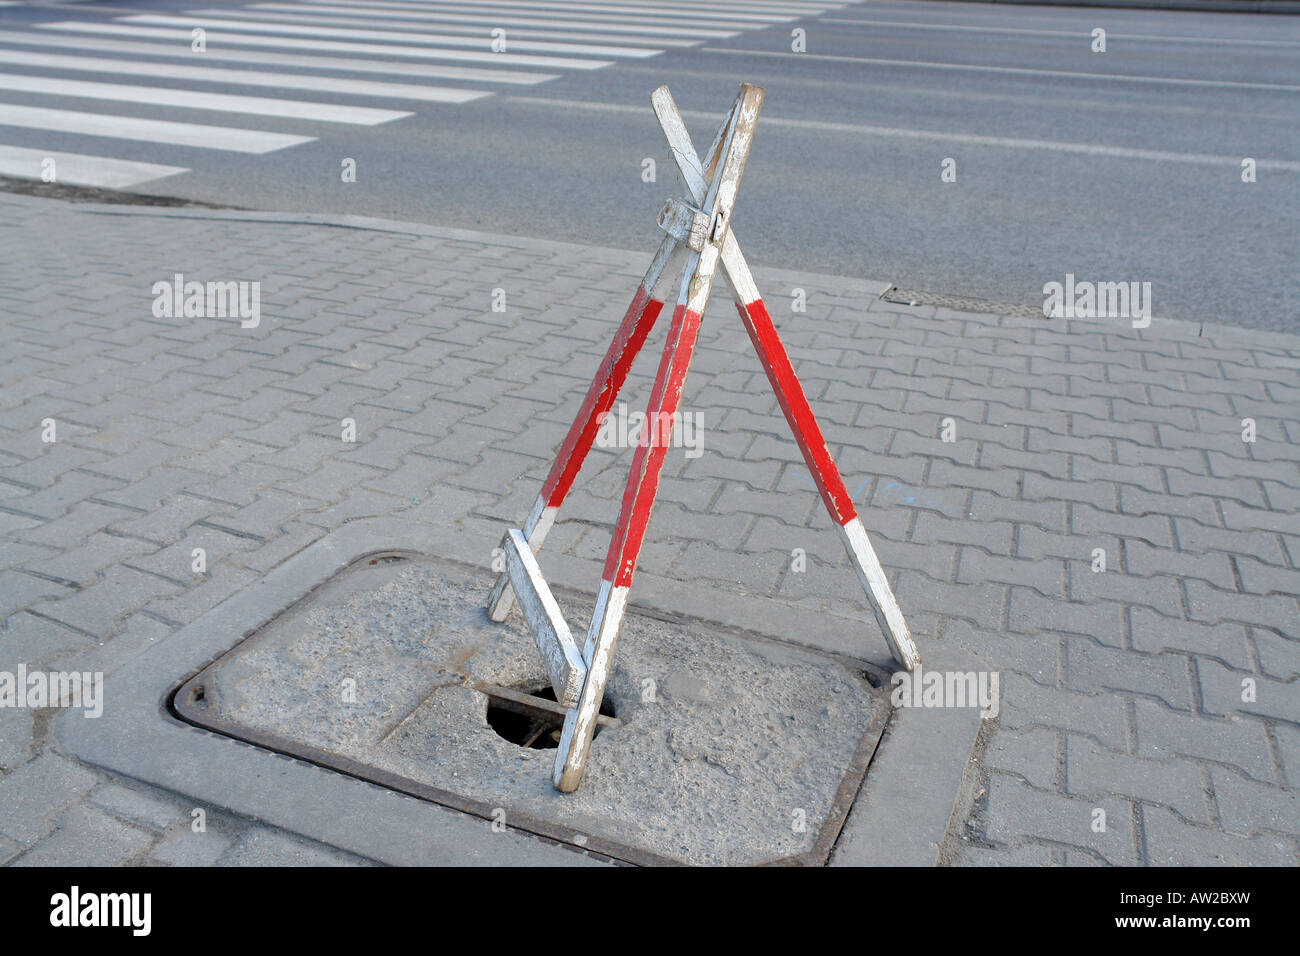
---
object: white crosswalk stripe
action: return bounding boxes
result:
[0,72,413,124]
[0,144,187,189]
[39,22,617,69]
[0,103,314,153]
[0,48,492,103]
[0,0,843,188]
[0,30,557,85]
[188,6,728,44]
[247,3,746,38]
[116,14,667,58]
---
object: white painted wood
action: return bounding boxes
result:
[504,528,587,707]
[554,580,629,792]
[0,144,186,189]
[552,89,766,794]
[0,72,412,125]
[840,517,921,671]
[0,48,491,103]
[488,494,553,621]
[652,83,922,673]
[0,103,313,153]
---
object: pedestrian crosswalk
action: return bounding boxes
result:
[0,0,848,190]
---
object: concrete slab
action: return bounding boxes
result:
[175,552,890,866]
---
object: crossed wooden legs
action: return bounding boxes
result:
[489,84,920,794]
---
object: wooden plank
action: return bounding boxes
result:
[554,85,765,793]
[470,681,621,730]
[650,83,921,673]
[486,236,679,622]
[504,528,587,708]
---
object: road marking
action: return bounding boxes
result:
[505,96,1300,171]
[318,0,816,21]
[0,72,412,124]
[0,48,490,103]
[182,7,701,47]
[0,144,187,188]
[0,29,557,84]
[42,20,616,69]
[815,16,1300,48]
[242,3,741,39]
[699,46,1300,93]
[0,103,314,153]
[119,14,663,57]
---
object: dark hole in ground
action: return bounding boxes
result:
[486,685,615,750]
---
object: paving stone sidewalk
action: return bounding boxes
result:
[0,192,1296,866]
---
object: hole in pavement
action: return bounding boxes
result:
[486,684,616,750]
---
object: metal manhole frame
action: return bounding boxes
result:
[170,550,894,867]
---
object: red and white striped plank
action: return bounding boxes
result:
[485,234,678,622]
[650,83,921,672]
[554,84,764,793]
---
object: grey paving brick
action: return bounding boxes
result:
[985,726,1057,790]
[150,821,240,866]
[0,706,33,771]
[1173,517,1287,566]
[1067,737,1211,823]
[998,672,1128,751]
[1197,658,1300,724]
[946,619,1058,683]
[1123,539,1235,588]
[1184,579,1298,631]
[1009,588,1125,645]
[958,548,1064,597]
[1069,567,1184,618]
[0,752,98,844]
[1133,699,1274,781]
[1129,607,1252,669]
[0,611,90,668]
[970,491,1067,533]
[953,842,1056,866]
[1252,629,1300,682]
[86,782,189,832]
[10,803,154,866]
[1067,638,1193,709]
[1210,767,1300,837]
[29,564,183,640]
[1141,804,1294,865]
[984,773,1135,864]
[897,573,1006,632]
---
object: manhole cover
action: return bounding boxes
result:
[172,552,891,866]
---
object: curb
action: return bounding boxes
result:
[5,189,1298,352]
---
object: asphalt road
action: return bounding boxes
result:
[0,0,1297,329]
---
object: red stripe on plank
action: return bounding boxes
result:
[736,298,858,525]
[541,289,665,507]
[603,304,703,587]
